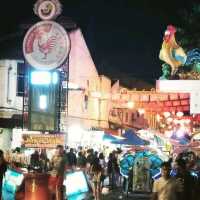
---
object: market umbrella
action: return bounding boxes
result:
[119,129,149,145]
[111,138,143,145]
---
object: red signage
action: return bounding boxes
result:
[23,21,70,70]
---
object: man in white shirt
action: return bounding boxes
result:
[151,161,181,200]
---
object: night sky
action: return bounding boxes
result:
[0,0,197,86]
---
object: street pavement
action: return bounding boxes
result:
[102,188,151,200]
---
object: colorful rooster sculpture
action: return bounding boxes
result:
[159,25,200,77]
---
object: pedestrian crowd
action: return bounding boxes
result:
[151,152,200,200]
[0,146,123,200]
[1,146,200,200]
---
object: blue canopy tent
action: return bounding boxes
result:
[102,133,124,143]
[112,129,149,145]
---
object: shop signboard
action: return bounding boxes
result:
[22,134,64,148]
[34,0,62,21]
[23,21,70,70]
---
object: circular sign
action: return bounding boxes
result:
[34,0,62,20]
[38,1,56,20]
[23,21,70,70]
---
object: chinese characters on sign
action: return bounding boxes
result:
[22,134,64,148]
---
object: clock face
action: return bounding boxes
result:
[23,21,70,70]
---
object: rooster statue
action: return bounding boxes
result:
[159,25,187,75]
[37,32,57,59]
[159,25,200,78]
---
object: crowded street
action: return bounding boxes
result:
[1,0,200,200]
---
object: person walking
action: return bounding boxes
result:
[48,145,68,200]
[0,150,7,200]
[107,152,120,189]
[77,151,86,170]
[67,148,77,170]
[90,158,102,200]
[151,161,181,200]
[99,152,106,188]
[174,158,198,200]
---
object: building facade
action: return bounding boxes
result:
[0,28,112,150]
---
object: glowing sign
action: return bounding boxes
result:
[63,171,89,197]
[31,71,59,85]
[22,134,64,148]
[2,169,24,200]
[23,21,70,70]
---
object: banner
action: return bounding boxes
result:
[22,134,64,148]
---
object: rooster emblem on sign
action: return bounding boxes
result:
[37,32,57,59]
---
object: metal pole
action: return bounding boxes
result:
[65,58,69,146]
[22,60,29,130]
[22,61,25,130]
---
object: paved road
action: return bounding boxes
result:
[102,188,151,200]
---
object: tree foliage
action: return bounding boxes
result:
[176,3,200,51]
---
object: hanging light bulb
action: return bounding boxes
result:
[127,101,134,109]
[138,108,145,115]
[167,117,173,123]
[176,111,184,117]
[163,112,171,118]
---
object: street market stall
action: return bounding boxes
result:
[3,133,65,200]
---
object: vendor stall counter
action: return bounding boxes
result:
[2,167,49,200]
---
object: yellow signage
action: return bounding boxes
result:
[22,134,64,148]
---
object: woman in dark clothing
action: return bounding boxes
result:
[0,150,7,199]
[175,158,198,200]
[90,158,102,200]
[107,152,120,189]
[99,153,106,188]
[77,151,87,169]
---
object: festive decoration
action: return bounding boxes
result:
[119,151,163,192]
[34,0,62,20]
[159,25,187,75]
[23,21,70,70]
[159,63,171,80]
[159,25,200,79]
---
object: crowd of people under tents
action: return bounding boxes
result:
[0,146,123,200]
[0,146,200,200]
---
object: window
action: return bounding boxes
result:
[84,95,88,110]
[125,112,129,122]
[131,112,136,122]
[17,63,25,96]
[39,95,47,110]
